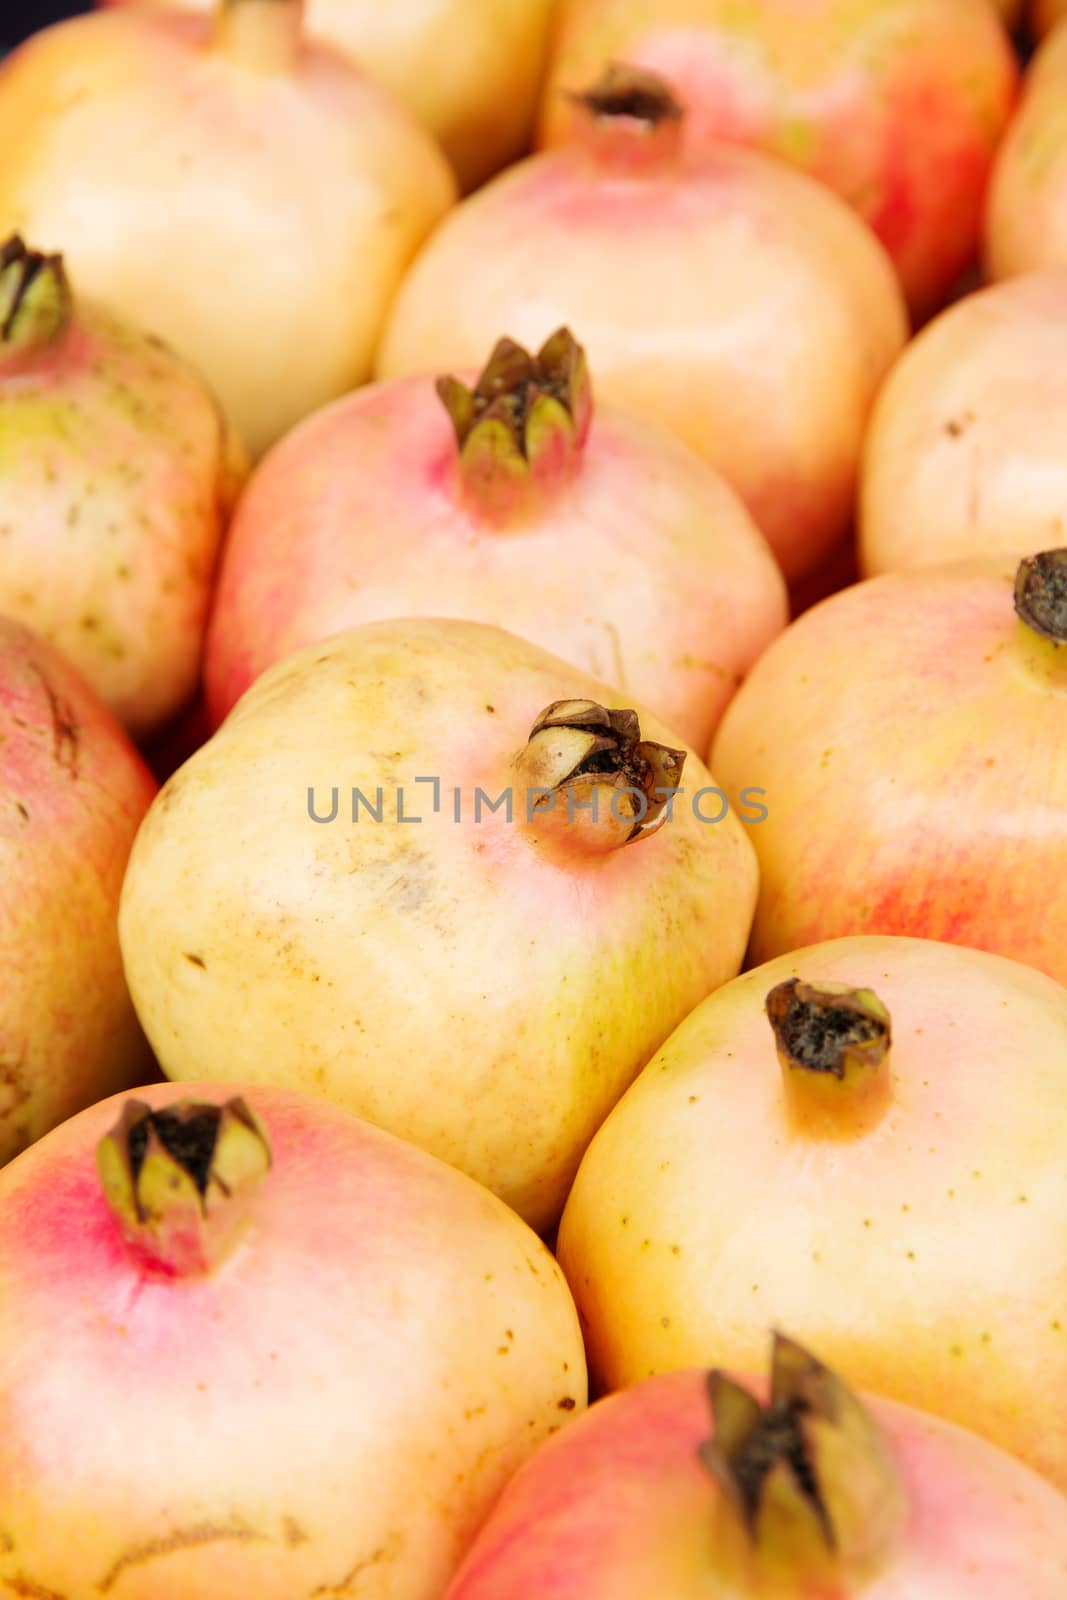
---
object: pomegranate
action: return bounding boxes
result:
[447,1336,1067,1599]
[860,272,1067,574]
[98,0,558,193]
[709,548,1067,980]
[204,327,787,750]
[557,935,1067,1489]
[1033,0,1067,35]
[376,66,908,583]
[985,20,1067,279]
[0,236,245,740]
[536,0,1018,320]
[0,1081,586,1599]
[119,617,759,1233]
[0,618,156,1167]
[0,0,456,459]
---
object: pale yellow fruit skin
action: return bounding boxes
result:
[0,10,456,457]
[557,935,1067,1490]
[985,21,1067,280]
[119,619,758,1234]
[860,271,1067,574]
[103,0,560,191]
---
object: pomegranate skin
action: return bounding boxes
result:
[709,554,1067,981]
[446,1367,1067,1599]
[860,272,1067,574]
[0,619,156,1166]
[99,0,559,192]
[0,7,456,459]
[557,936,1067,1490]
[0,1081,587,1600]
[537,0,1018,320]
[1033,0,1067,36]
[120,617,759,1234]
[0,292,246,740]
[376,139,907,584]
[986,22,1067,279]
[203,365,788,750]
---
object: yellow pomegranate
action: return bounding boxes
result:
[558,935,1067,1490]
[119,618,759,1232]
[0,0,456,457]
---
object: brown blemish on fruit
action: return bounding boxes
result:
[27,664,78,779]
[281,1517,308,1548]
[2,1574,67,1600]
[0,1053,31,1127]
[558,1396,577,1410]
[182,953,206,970]
[310,1536,401,1596]
[96,1522,268,1593]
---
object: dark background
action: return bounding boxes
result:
[4,2,90,51]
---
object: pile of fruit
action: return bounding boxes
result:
[2,0,1067,1594]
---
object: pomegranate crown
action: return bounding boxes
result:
[0,234,72,350]
[520,698,686,848]
[439,325,591,452]
[1014,549,1067,645]
[765,978,894,1139]
[570,61,684,130]
[97,1097,273,1276]
[700,1334,907,1581]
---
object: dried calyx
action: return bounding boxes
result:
[766,979,893,1138]
[519,699,686,848]
[569,64,685,167]
[437,328,592,519]
[700,1334,907,1587]
[572,62,684,131]
[97,1097,272,1276]
[1014,550,1067,646]
[0,235,72,351]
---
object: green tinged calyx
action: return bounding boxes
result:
[0,236,72,351]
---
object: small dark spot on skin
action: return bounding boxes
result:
[485,704,495,714]
[660,1317,671,1329]
[0,1529,12,1554]
[558,1396,577,1410]
[14,800,28,822]
[944,410,976,438]
[907,1251,916,1261]
[281,1517,308,1548]
[27,664,79,779]
[670,1244,681,1256]
[496,1347,510,1356]
[182,953,206,970]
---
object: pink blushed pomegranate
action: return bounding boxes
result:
[709,547,1067,981]
[204,328,787,750]
[860,271,1067,574]
[376,67,908,583]
[120,617,759,1233]
[536,0,1018,319]
[446,1338,1067,1599]
[0,0,456,457]
[0,618,156,1166]
[0,1082,587,1599]
[985,20,1067,278]
[557,935,1067,1489]
[0,236,246,740]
